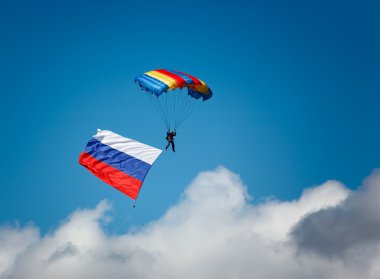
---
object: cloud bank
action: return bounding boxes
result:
[1,166,380,279]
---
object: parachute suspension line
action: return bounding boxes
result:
[156,92,169,130]
[165,91,170,131]
[165,94,171,130]
[180,92,191,127]
[173,91,178,129]
[176,89,188,128]
[145,88,207,131]
[173,90,178,127]
[154,93,170,129]
[150,95,165,126]
[162,94,171,130]
[174,89,182,129]
[146,93,168,130]
[175,90,189,129]
[156,94,170,130]
[167,91,173,131]
[173,90,180,129]
[179,94,194,126]
[170,90,179,131]
[175,94,202,129]
[171,92,176,130]
[174,91,186,130]
[174,89,181,129]
[169,91,173,131]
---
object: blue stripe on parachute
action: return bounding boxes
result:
[202,88,213,100]
[134,74,168,96]
[188,88,213,101]
[188,89,202,99]
[165,69,194,85]
[84,138,151,181]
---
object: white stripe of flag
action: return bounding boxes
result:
[93,129,162,165]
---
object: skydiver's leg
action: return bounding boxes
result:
[172,141,175,152]
[165,141,170,150]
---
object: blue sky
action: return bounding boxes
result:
[0,0,379,234]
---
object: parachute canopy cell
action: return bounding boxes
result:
[135,69,213,101]
[79,129,162,200]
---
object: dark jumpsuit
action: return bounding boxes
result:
[165,131,176,152]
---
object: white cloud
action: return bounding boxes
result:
[1,166,380,279]
[0,224,39,277]
[292,169,380,260]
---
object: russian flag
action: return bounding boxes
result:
[79,129,162,200]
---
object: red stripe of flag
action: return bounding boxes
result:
[79,152,142,200]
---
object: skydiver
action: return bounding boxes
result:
[165,130,176,152]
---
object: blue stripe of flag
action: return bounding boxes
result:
[84,138,151,181]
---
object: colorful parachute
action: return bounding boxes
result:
[135,69,212,130]
[79,129,162,200]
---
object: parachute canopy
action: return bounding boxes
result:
[79,129,162,200]
[135,69,213,130]
[135,69,212,100]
